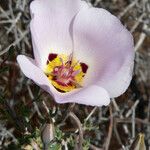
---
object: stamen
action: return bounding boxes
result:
[44,53,88,93]
[68,52,73,62]
[71,70,80,76]
[59,57,64,65]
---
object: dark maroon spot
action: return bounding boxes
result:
[54,87,66,93]
[52,76,57,80]
[80,63,88,73]
[46,60,49,64]
[48,53,57,61]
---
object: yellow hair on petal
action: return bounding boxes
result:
[51,81,75,92]
[44,53,87,93]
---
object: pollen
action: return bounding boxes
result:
[44,53,88,93]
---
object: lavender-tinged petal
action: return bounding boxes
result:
[55,85,110,106]
[17,55,56,97]
[72,7,134,98]
[30,0,88,68]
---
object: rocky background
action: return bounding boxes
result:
[0,0,150,149]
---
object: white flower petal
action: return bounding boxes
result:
[30,0,88,68]
[56,85,110,106]
[72,7,134,97]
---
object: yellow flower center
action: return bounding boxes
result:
[44,53,88,93]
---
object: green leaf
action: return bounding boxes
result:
[49,143,61,150]
[55,127,64,141]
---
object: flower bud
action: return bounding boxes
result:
[41,123,54,145]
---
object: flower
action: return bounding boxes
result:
[17,0,134,106]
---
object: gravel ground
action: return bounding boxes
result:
[0,0,150,149]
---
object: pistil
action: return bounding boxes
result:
[44,53,88,93]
